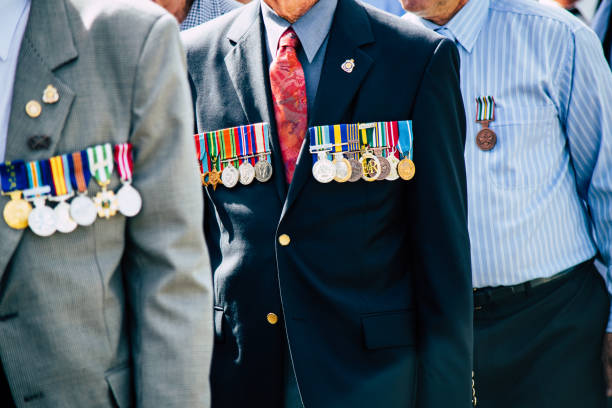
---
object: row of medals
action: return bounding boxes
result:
[312,146,415,183]
[203,155,273,189]
[3,182,141,237]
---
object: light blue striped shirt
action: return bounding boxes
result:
[405,0,612,328]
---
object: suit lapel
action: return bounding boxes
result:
[281,0,374,218]
[224,1,287,201]
[0,0,77,274]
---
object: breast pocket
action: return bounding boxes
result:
[487,105,559,190]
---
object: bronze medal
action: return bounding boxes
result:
[208,169,222,190]
[397,158,415,181]
[476,127,497,151]
[374,149,391,180]
[348,157,362,182]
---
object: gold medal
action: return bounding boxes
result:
[332,153,351,183]
[397,158,415,181]
[3,191,32,229]
[208,169,222,190]
[359,148,381,182]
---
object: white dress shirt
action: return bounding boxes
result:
[0,0,31,162]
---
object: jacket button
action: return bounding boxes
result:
[267,313,279,325]
[278,234,291,246]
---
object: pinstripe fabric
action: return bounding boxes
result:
[405,0,612,327]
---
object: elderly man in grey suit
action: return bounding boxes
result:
[0,0,213,407]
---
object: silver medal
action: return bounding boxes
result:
[239,162,255,185]
[312,152,336,183]
[254,158,273,183]
[386,155,400,181]
[54,201,77,233]
[221,166,240,188]
[28,197,56,237]
[70,194,98,226]
[116,183,142,217]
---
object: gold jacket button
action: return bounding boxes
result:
[278,234,291,246]
[267,313,278,325]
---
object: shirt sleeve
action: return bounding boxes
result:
[562,26,612,331]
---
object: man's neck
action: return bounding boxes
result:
[424,0,469,26]
[263,0,319,23]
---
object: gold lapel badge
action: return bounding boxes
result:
[42,84,60,104]
[341,59,355,73]
[25,100,42,118]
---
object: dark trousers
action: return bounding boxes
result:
[474,262,609,408]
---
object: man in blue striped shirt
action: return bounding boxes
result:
[403,0,612,406]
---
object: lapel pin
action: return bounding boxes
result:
[42,84,59,104]
[27,135,51,151]
[25,100,42,118]
[341,59,355,73]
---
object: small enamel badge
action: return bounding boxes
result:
[25,100,42,118]
[42,85,59,104]
[341,59,355,73]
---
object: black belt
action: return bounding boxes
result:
[473,259,593,309]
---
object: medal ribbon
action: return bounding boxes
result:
[194,133,203,174]
[196,133,208,174]
[87,143,114,186]
[263,123,271,162]
[0,161,28,193]
[476,96,495,122]
[254,123,268,159]
[69,151,92,194]
[205,131,219,171]
[49,155,72,196]
[397,120,414,160]
[25,159,53,197]
[385,121,400,159]
[113,143,135,182]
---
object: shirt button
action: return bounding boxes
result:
[278,234,291,246]
[267,313,279,325]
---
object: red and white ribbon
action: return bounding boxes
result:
[113,143,134,182]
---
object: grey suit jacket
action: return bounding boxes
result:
[0,0,213,407]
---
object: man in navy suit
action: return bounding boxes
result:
[182,0,473,406]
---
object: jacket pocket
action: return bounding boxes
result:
[105,364,133,408]
[214,306,226,343]
[361,309,416,350]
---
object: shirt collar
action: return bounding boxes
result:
[420,0,489,53]
[0,0,30,61]
[261,0,338,63]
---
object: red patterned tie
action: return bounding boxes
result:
[269,28,308,184]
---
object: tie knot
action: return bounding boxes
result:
[279,28,300,49]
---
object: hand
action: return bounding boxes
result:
[602,333,612,396]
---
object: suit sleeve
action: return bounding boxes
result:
[123,14,213,408]
[409,38,473,408]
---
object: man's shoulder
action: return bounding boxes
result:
[67,0,176,40]
[490,0,588,34]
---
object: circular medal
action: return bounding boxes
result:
[239,162,255,185]
[221,166,240,188]
[360,152,381,182]
[398,158,416,180]
[3,196,32,230]
[348,158,362,182]
[28,204,56,237]
[254,159,273,183]
[386,156,400,181]
[54,201,77,233]
[476,128,497,151]
[312,153,336,183]
[376,155,391,180]
[94,189,118,219]
[332,154,351,183]
[116,183,142,217]
[70,195,98,226]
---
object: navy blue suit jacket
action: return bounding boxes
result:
[182,1,473,406]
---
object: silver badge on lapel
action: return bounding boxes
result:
[42,84,60,104]
[341,59,355,73]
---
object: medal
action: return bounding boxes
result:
[397,120,416,181]
[204,131,223,190]
[358,123,382,182]
[114,143,142,217]
[253,123,273,182]
[87,144,118,219]
[386,155,400,181]
[312,152,335,183]
[68,151,97,226]
[382,121,400,181]
[237,126,255,185]
[475,96,497,151]
[309,125,336,183]
[372,123,391,180]
[195,133,209,187]
[331,124,352,183]
[24,160,56,237]
[346,124,362,182]
[332,153,351,183]
[0,161,32,229]
[219,128,240,188]
[48,154,77,233]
